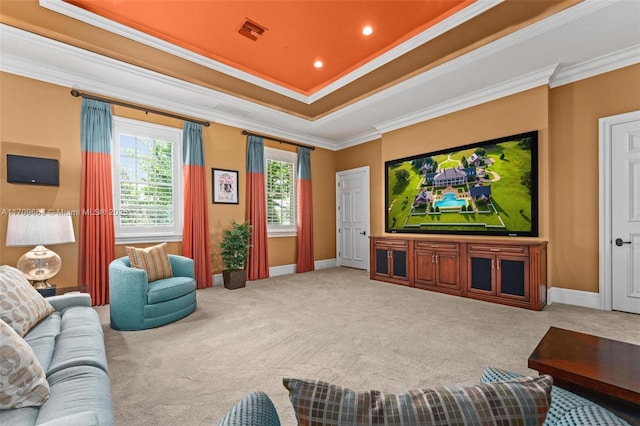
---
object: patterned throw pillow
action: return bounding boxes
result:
[283,376,553,426]
[0,265,55,337]
[0,318,50,409]
[126,243,173,282]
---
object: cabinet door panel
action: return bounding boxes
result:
[499,257,529,300]
[436,252,459,289]
[469,256,493,293]
[375,248,389,275]
[415,250,435,286]
[392,250,407,278]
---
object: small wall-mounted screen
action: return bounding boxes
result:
[6,154,60,186]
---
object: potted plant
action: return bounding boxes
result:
[219,220,252,289]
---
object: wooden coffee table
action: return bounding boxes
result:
[528,327,640,405]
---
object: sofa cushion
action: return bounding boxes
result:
[126,243,173,282]
[0,318,50,409]
[23,313,61,373]
[38,411,101,426]
[59,306,103,336]
[0,404,38,425]
[35,365,114,426]
[147,276,197,304]
[47,326,108,376]
[480,367,631,426]
[283,376,553,426]
[0,265,54,337]
[22,335,56,374]
[23,312,61,342]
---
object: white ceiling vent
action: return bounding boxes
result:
[238,19,267,41]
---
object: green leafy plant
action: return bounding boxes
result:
[219,220,252,271]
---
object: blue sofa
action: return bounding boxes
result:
[0,293,114,425]
[109,255,197,331]
[218,368,632,426]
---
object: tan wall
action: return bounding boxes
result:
[548,64,640,292]
[0,72,337,286]
[0,74,81,286]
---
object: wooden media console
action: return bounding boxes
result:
[370,236,547,310]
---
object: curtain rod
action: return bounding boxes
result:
[242,130,315,150]
[70,90,211,127]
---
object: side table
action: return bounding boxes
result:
[37,285,89,297]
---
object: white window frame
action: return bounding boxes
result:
[112,116,183,244]
[264,147,297,237]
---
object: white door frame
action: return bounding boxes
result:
[336,166,370,270]
[598,110,640,311]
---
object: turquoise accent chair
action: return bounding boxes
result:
[109,255,197,330]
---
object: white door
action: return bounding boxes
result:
[336,167,370,270]
[611,116,640,314]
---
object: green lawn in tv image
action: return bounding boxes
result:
[386,138,533,233]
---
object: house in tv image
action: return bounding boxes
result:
[470,185,492,201]
[433,167,467,187]
[412,190,433,208]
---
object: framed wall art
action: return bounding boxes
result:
[212,168,239,204]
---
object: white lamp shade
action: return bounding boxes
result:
[6,213,76,247]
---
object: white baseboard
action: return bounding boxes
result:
[212,258,338,286]
[213,273,223,286]
[314,258,338,270]
[547,287,601,310]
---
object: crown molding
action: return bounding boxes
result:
[334,130,383,151]
[549,44,640,88]
[374,64,559,134]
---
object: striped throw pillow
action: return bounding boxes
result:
[283,375,552,426]
[126,243,173,282]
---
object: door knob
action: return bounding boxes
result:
[360,231,367,236]
[615,238,631,247]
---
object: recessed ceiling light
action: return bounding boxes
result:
[314,60,323,68]
[362,25,373,36]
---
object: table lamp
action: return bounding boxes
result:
[5,210,76,289]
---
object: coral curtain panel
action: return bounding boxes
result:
[246,135,269,280]
[79,99,116,306]
[296,147,314,272]
[182,122,213,289]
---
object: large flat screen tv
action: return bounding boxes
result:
[385,130,538,237]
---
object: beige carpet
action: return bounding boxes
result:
[93,267,640,425]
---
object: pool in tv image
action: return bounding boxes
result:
[385,131,538,237]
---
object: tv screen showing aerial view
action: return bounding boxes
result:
[385,131,538,237]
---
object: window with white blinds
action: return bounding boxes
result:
[265,147,297,237]
[112,116,182,244]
